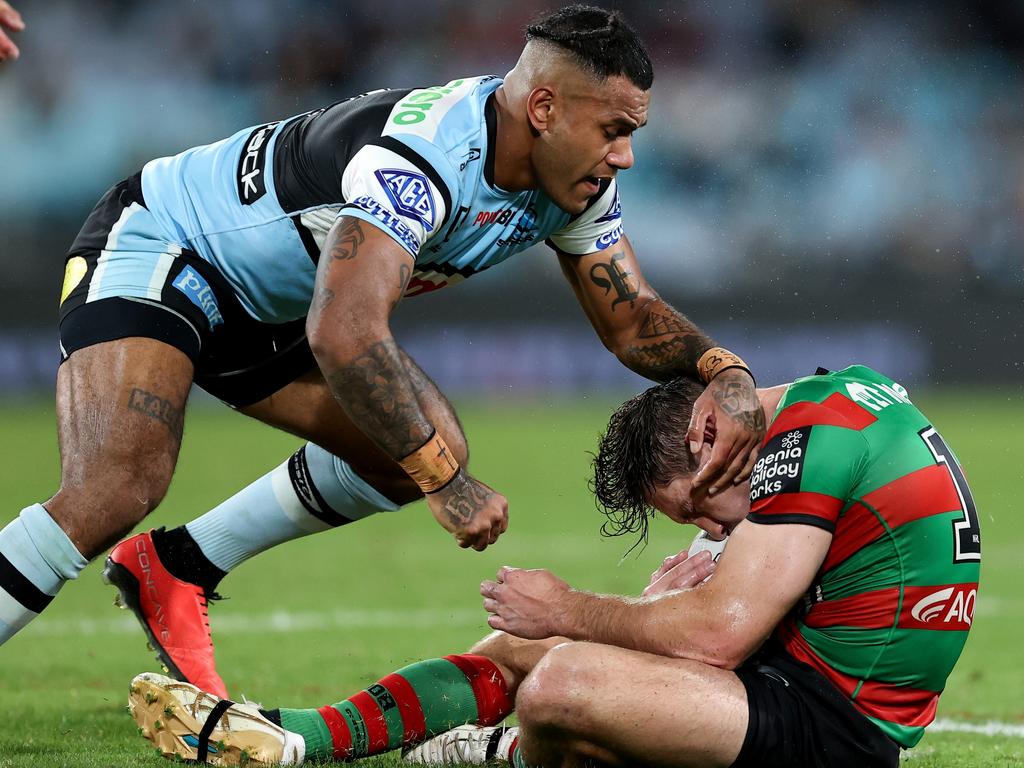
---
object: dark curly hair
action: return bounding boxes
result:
[590,377,706,548]
[526,5,654,90]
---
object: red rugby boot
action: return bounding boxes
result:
[103,530,228,699]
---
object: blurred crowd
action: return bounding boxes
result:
[0,1,1021,388]
[2,1,1022,288]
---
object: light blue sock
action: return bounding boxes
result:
[0,503,88,643]
[185,443,400,573]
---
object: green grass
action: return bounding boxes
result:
[0,391,1021,767]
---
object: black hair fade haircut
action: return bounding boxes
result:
[590,377,706,549]
[526,5,654,90]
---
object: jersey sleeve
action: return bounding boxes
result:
[339,141,454,258]
[747,399,871,532]
[547,178,623,255]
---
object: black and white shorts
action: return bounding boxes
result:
[732,641,901,768]
[58,174,316,408]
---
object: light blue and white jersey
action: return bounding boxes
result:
[139,76,623,323]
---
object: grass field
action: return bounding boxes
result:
[0,391,1021,767]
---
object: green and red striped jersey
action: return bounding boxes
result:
[748,365,980,748]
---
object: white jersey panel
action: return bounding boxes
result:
[548,180,624,255]
[381,78,477,146]
[338,144,450,257]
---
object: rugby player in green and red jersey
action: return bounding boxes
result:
[127,365,979,767]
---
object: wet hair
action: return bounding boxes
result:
[590,376,706,548]
[526,5,654,90]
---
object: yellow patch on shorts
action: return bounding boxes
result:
[60,256,88,305]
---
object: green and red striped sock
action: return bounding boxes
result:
[267,654,512,761]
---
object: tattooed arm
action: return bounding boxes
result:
[307,216,508,550]
[556,234,764,490]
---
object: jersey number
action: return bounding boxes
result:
[919,426,981,563]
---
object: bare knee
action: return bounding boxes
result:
[49,456,175,559]
[516,642,601,732]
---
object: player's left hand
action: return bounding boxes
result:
[642,549,716,597]
[0,2,25,61]
[481,566,570,639]
[687,368,765,495]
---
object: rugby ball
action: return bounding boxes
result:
[687,529,728,564]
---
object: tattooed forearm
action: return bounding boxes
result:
[637,308,689,339]
[325,339,433,458]
[391,263,412,312]
[328,217,366,261]
[437,472,494,527]
[127,387,184,436]
[711,373,766,433]
[619,301,712,382]
[589,251,638,311]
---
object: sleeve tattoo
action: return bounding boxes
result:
[325,339,433,459]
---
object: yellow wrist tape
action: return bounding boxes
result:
[697,347,753,384]
[399,431,460,494]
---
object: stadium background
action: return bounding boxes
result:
[0,1,1022,766]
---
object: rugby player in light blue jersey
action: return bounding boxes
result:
[1,6,763,697]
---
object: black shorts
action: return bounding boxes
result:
[58,174,316,408]
[732,641,900,768]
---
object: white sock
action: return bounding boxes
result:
[0,504,88,643]
[185,443,400,573]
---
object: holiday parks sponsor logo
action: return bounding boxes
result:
[749,427,808,502]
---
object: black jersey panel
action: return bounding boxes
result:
[272,88,416,213]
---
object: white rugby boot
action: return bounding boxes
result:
[129,672,305,766]
[403,724,519,765]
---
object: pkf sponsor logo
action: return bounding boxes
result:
[375,169,437,230]
[904,585,977,630]
[236,121,279,204]
[749,428,808,502]
[172,268,224,328]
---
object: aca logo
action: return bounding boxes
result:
[375,169,437,230]
[902,585,977,630]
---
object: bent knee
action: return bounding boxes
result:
[57,459,173,521]
[516,642,602,729]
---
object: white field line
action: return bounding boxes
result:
[28,607,486,636]
[20,609,1024,742]
[927,719,1024,738]
[28,595,1020,638]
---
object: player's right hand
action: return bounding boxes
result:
[426,472,509,551]
[0,2,24,61]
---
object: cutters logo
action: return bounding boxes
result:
[905,585,976,630]
[375,169,437,230]
[134,539,170,643]
[236,121,280,204]
[749,427,809,502]
[351,196,420,254]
